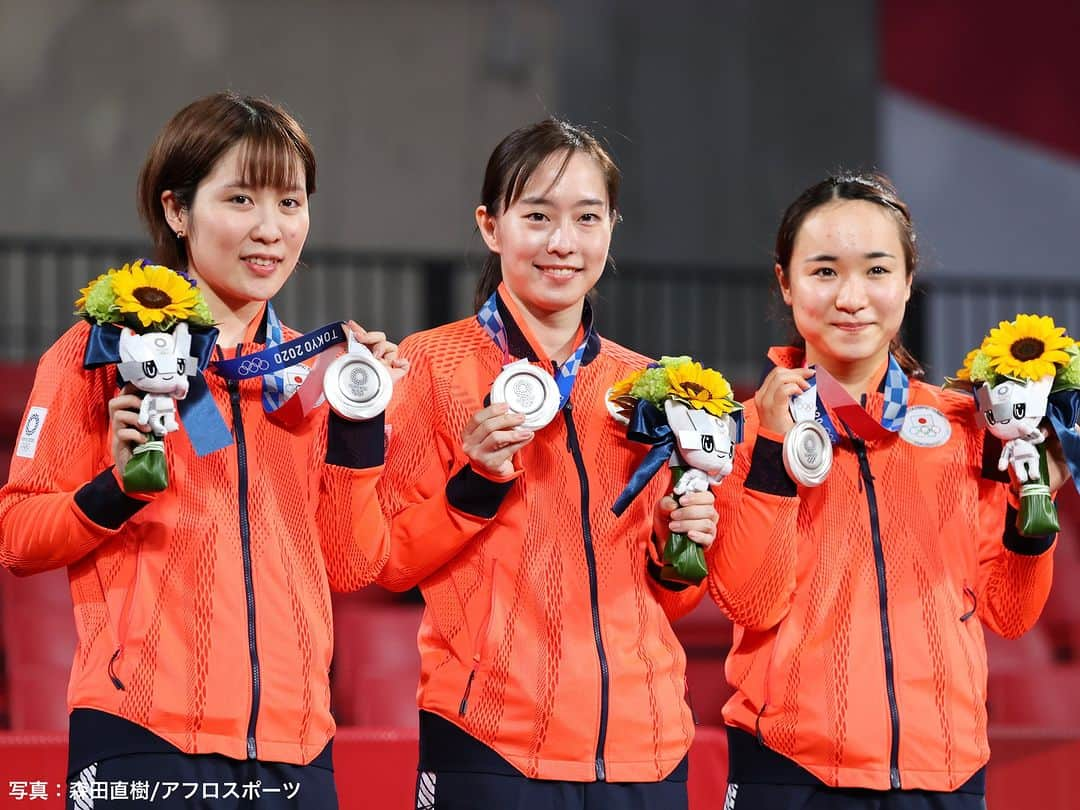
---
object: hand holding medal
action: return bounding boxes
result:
[755,365,833,487]
[214,315,401,426]
[466,290,569,477]
[947,313,1080,536]
[323,322,397,421]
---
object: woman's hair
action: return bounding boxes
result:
[473,118,620,312]
[137,92,317,271]
[774,171,923,378]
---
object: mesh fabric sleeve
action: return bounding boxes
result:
[0,325,151,575]
[317,414,391,592]
[377,338,515,592]
[973,429,1055,639]
[706,414,799,631]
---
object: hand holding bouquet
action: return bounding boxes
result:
[948,314,1080,536]
[77,260,217,492]
[610,356,742,585]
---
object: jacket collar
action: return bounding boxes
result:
[494,284,601,368]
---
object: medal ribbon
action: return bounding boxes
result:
[213,303,345,427]
[476,289,593,410]
[789,354,910,443]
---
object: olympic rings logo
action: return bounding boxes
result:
[902,407,951,447]
[236,357,271,376]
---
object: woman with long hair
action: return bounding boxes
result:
[378,119,718,809]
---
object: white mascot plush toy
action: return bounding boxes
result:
[974,375,1052,483]
[663,399,735,496]
[116,322,195,437]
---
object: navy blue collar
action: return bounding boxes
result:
[493,290,602,368]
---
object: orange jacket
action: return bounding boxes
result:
[377,290,704,782]
[708,347,1055,791]
[0,313,388,765]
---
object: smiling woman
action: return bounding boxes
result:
[377,119,719,810]
[0,92,400,810]
[706,172,1068,809]
[137,95,317,349]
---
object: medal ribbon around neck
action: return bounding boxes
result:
[212,303,347,428]
[476,289,593,410]
[789,353,910,443]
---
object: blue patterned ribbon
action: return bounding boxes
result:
[611,399,676,516]
[792,354,909,444]
[84,323,232,456]
[476,291,592,410]
[212,304,347,415]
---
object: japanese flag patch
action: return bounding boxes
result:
[16,407,47,459]
[900,405,952,448]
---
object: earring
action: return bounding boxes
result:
[176,230,185,239]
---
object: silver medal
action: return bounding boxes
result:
[783,420,832,487]
[490,359,560,430]
[323,333,393,420]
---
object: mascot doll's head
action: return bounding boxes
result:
[116,322,194,399]
[664,399,734,480]
[974,375,1052,441]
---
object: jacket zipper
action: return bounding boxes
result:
[459,557,499,716]
[852,437,902,789]
[754,616,788,746]
[108,541,144,690]
[960,583,977,623]
[226,351,262,761]
[563,401,610,781]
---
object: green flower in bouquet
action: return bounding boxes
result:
[629,366,672,405]
[1052,344,1080,393]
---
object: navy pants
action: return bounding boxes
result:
[416,711,688,810]
[725,727,986,810]
[723,782,987,809]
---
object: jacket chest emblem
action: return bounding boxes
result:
[900,405,952,447]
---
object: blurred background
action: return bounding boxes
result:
[1,0,1078,806]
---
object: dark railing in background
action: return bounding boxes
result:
[921,277,1080,382]
[3,237,1080,384]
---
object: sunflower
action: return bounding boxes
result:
[981,313,1073,381]
[609,368,644,401]
[111,260,201,329]
[666,361,737,417]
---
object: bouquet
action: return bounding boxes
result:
[610,356,743,585]
[948,314,1080,536]
[77,260,216,492]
